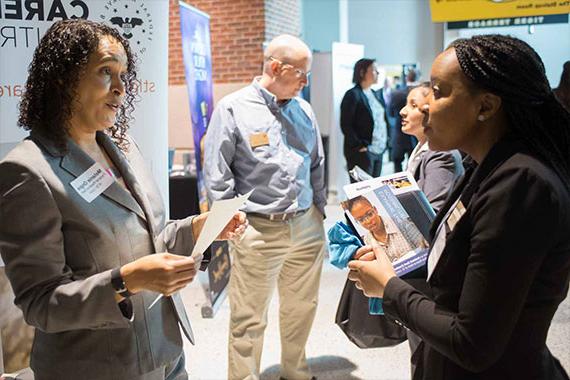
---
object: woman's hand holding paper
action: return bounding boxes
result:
[218,211,248,241]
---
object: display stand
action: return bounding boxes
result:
[198,241,231,318]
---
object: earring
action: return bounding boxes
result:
[477,115,485,122]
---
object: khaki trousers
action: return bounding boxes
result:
[228,205,325,380]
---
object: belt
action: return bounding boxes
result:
[248,208,309,222]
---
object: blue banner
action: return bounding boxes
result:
[179,2,213,212]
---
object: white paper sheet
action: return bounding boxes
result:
[190,190,253,259]
[148,190,253,309]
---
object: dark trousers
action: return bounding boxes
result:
[367,151,383,177]
[392,145,413,172]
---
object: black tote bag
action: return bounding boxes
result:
[335,277,407,348]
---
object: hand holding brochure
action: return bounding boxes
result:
[148,190,253,309]
[343,172,433,276]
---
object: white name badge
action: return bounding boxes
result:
[447,200,466,232]
[427,197,466,281]
[427,222,446,281]
[70,162,114,203]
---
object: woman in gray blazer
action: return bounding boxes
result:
[0,20,246,380]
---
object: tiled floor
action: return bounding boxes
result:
[180,202,570,379]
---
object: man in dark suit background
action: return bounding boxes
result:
[388,69,419,172]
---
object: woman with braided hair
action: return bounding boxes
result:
[348,34,570,379]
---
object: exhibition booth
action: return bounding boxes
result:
[1,0,569,377]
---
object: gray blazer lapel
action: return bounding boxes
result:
[171,293,195,345]
[97,133,157,236]
[33,132,147,221]
[60,138,95,179]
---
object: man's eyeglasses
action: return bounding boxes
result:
[268,56,311,79]
[355,209,377,224]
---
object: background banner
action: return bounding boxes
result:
[179,1,214,213]
[430,0,570,22]
[0,0,170,202]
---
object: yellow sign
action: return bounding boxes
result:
[430,0,570,22]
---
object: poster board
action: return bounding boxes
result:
[430,0,570,23]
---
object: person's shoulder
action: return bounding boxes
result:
[425,148,463,166]
[342,85,360,98]
[293,96,320,124]
[1,138,45,168]
[504,152,564,187]
[485,151,569,207]
[0,139,48,194]
[295,96,313,112]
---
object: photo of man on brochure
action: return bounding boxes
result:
[342,190,427,264]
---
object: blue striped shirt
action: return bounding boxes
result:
[203,78,326,216]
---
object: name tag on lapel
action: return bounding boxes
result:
[447,200,466,232]
[249,132,269,148]
[70,162,114,203]
[427,224,446,281]
[427,198,465,281]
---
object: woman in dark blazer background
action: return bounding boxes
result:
[348,35,570,379]
[340,58,389,180]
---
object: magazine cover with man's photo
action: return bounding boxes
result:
[342,172,434,276]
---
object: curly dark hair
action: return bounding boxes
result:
[450,34,570,189]
[18,19,138,152]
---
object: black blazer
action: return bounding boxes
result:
[340,85,386,162]
[383,136,570,380]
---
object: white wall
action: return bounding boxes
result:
[347,0,443,81]
[302,0,444,79]
[302,0,340,51]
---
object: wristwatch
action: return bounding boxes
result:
[111,267,133,298]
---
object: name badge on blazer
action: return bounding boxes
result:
[249,132,269,148]
[427,198,466,280]
[70,162,114,203]
[447,200,466,232]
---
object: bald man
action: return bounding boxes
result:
[204,35,326,380]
